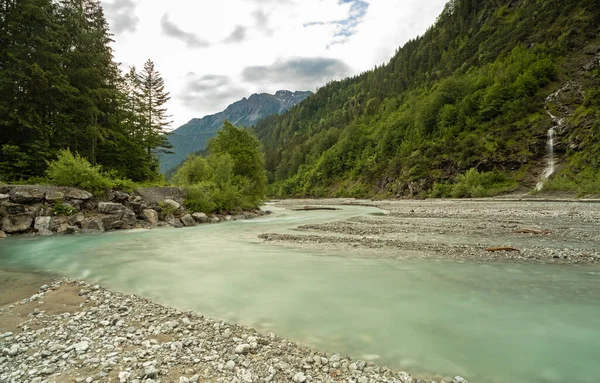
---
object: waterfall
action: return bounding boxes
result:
[536,109,562,191]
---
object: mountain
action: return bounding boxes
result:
[160,90,313,173]
[256,0,600,198]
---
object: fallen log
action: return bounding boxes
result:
[485,247,520,252]
[293,206,339,211]
[514,228,551,235]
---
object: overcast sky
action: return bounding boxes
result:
[101,0,448,128]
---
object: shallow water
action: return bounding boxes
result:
[1,204,599,383]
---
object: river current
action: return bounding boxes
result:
[1,204,599,383]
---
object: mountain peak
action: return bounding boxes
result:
[159,90,313,173]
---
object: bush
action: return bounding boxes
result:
[53,202,76,216]
[449,168,517,198]
[46,150,115,195]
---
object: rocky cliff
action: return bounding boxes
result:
[159,90,313,173]
[0,185,264,238]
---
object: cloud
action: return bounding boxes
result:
[303,0,369,41]
[180,73,248,112]
[242,57,352,85]
[102,0,139,34]
[224,26,247,44]
[160,14,210,48]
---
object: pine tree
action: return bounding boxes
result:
[139,59,173,156]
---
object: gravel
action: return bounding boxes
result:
[0,279,468,383]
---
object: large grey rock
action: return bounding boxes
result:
[0,193,9,201]
[142,209,159,225]
[0,231,7,239]
[192,212,208,223]
[4,203,25,214]
[34,216,55,236]
[69,213,86,227]
[65,189,93,200]
[167,217,183,228]
[162,199,181,211]
[1,215,33,233]
[181,214,196,227]
[100,215,126,231]
[98,202,130,215]
[10,190,42,203]
[81,218,104,233]
[113,191,130,202]
[44,191,64,202]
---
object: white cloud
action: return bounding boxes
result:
[101,0,447,129]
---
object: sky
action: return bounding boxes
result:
[100,0,448,129]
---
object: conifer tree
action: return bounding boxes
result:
[139,59,173,156]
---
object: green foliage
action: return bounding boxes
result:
[545,168,600,196]
[446,168,517,198]
[158,201,179,216]
[254,0,600,198]
[174,122,267,213]
[52,201,76,216]
[46,150,114,195]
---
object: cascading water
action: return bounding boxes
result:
[536,91,565,191]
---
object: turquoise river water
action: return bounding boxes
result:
[0,205,599,383]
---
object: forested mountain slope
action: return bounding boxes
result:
[255,0,600,198]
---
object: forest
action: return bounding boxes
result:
[255,0,600,197]
[0,0,172,183]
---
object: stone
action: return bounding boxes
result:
[224,215,232,221]
[358,377,368,383]
[292,372,306,383]
[10,190,40,203]
[0,231,7,239]
[181,214,196,227]
[356,360,366,371]
[65,189,93,200]
[45,191,65,202]
[69,212,86,226]
[34,216,54,235]
[143,366,158,379]
[0,193,9,201]
[4,203,25,214]
[100,215,126,231]
[225,360,235,371]
[210,217,220,224]
[167,217,183,228]
[2,215,33,233]
[142,209,159,225]
[81,217,104,232]
[162,199,181,211]
[453,377,468,383]
[98,202,130,215]
[223,329,232,338]
[73,341,89,353]
[398,371,413,383]
[192,212,208,223]
[235,344,251,354]
[329,354,341,363]
[114,191,130,202]
[118,371,131,383]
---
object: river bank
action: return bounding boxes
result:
[0,278,468,383]
[260,198,600,264]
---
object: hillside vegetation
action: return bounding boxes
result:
[255,0,600,198]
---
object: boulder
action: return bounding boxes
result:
[64,189,93,200]
[0,231,6,239]
[56,224,80,234]
[81,217,104,233]
[1,215,33,234]
[100,215,126,231]
[4,203,25,214]
[192,212,208,223]
[142,209,159,225]
[34,216,55,236]
[69,213,86,227]
[44,191,64,202]
[98,202,130,215]
[162,199,181,211]
[210,217,220,224]
[181,214,196,227]
[167,217,183,228]
[0,194,9,201]
[113,191,130,202]
[10,190,43,204]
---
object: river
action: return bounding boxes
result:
[1,203,599,383]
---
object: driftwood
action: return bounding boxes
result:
[514,228,551,235]
[485,247,520,252]
[293,206,339,211]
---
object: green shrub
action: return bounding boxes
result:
[53,201,76,216]
[546,168,600,196]
[46,149,115,195]
[449,168,517,198]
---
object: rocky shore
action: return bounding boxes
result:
[0,185,265,238]
[261,198,600,264]
[0,279,468,383]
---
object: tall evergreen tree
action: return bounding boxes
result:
[139,59,172,156]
